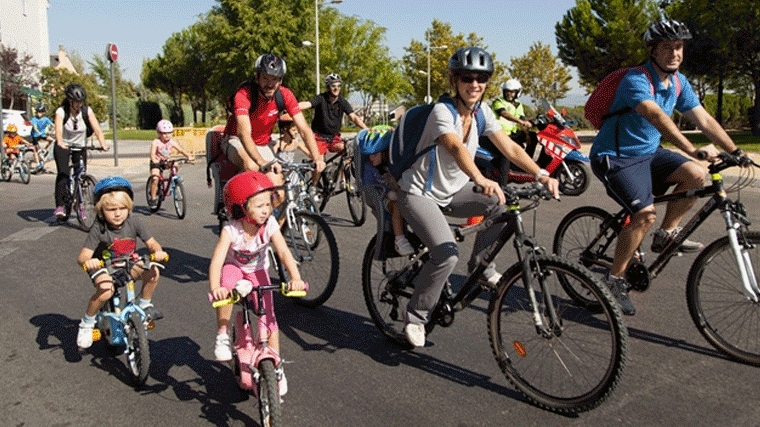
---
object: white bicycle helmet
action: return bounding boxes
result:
[324,73,342,87]
[156,119,173,133]
[501,79,522,95]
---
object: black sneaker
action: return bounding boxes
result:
[651,228,703,253]
[141,305,164,321]
[605,274,636,316]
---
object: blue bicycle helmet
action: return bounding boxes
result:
[94,176,133,203]
[357,126,393,156]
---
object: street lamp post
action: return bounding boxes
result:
[313,0,343,95]
[424,33,447,104]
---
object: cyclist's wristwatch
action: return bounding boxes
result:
[535,169,550,180]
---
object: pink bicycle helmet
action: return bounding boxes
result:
[223,171,275,220]
[156,119,173,133]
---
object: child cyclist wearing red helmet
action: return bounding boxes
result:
[208,171,306,394]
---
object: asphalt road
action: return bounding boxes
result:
[2,158,760,426]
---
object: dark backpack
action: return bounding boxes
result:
[387,94,486,184]
[63,104,94,138]
[585,65,682,129]
[225,81,285,117]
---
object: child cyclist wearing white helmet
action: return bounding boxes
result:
[148,119,195,206]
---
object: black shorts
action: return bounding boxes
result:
[591,147,690,214]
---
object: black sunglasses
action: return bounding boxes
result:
[459,74,490,84]
[72,117,78,131]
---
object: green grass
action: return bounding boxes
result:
[103,129,157,140]
[681,130,760,153]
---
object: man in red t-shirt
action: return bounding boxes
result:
[222,53,325,188]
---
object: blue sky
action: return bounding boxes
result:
[48,0,582,95]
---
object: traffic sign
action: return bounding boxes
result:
[106,43,118,62]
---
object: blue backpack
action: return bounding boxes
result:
[387,94,486,186]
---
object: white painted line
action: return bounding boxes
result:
[1,227,58,242]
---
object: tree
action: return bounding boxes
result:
[555,0,659,90]
[38,67,106,118]
[1,44,39,110]
[509,41,572,105]
[402,20,506,106]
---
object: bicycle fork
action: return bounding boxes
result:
[515,235,562,338]
[724,212,760,302]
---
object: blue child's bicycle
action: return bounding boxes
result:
[86,253,167,386]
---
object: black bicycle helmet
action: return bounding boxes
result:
[643,19,692,46]
[36,104,46,112]
[65,83,87,102]
[254,53,287,78]
[448,47,494,77]
[94,176,134,203]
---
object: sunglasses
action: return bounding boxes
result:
[459,74,489,84]
[72,117,78,131]
[330,84,341,89]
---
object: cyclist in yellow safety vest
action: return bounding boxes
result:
[491,79,531,144]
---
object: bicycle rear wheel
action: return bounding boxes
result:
[126,311,150,386]
[145,175,162,213]
[345,162,366,226]
[75,175,97,230]
[280,211,339,307]
[487,256,627,413]
[553,206,617,309]
[2,162,12,181]
[173,180,186,219]
[361,234,418,348]
[686,231,760,366]
[257,359,282,427]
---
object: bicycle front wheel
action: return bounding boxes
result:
[488,256,628,413]
[687,231,760,366]
[19,161,31,184]
[75,175,98,231]
[2,162,12,181]
[173,180,186,219]
[257,359,282,427]
[345,162,366,226]
[553,206,616,309]
[126,311,150,386]
[281,211,339,307]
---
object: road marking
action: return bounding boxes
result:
[1,227,58,242]
[0,245,17,258]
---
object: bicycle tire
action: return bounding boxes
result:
[145,175,162,213]
[2,162,12,181]
[126,311,150,386]
[257,359,282,427]
[280,211,339,308]
[75,175,98,231]
[487,255,628,413]
[317,171,332,211]
[361,234,418,348]
[345,162,366,226]
[553,206,616,309]
[173,180,187,219]
[19,161,31,184]
[686,231,760,366]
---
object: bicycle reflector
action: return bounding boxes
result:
[513,340,527,358]
[92,329,102,341]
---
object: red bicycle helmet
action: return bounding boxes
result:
[223,171,275,220]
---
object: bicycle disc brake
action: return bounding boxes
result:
[625,259,650,292]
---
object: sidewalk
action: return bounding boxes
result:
[86,140,176,178]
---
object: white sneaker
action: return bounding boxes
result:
[214,333,232,362]
[394,236,415,256]
[277,367,288,396]
[478,265,502,288]
[404,321,426,347]
[77,321,94,349]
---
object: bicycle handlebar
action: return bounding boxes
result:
[261,158,315,174]
[84,253,169,273]
[473,182,553,203]
[707,152,759,174]
[208,281,309,307]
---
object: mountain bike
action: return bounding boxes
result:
[311,137,366,226]
[210,275,308,427]
[362,182,628,413]
[553,152,760,366]
[1,151,31,184]
[145,157,190,219]
[263,159,339,308]
[87,253,167,386]
[59,146,103,231]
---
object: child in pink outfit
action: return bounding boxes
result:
[208,171,305,394]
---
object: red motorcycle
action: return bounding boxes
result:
[476,100,591,196]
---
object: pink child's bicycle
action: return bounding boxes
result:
[209,267,308,427]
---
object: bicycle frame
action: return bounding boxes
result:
[96,264,149,347]
[232,286,282,391]
[582,166,759,301]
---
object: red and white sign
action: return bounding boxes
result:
[106,43,118,62]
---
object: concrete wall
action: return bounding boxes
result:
[0,0,50,68]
